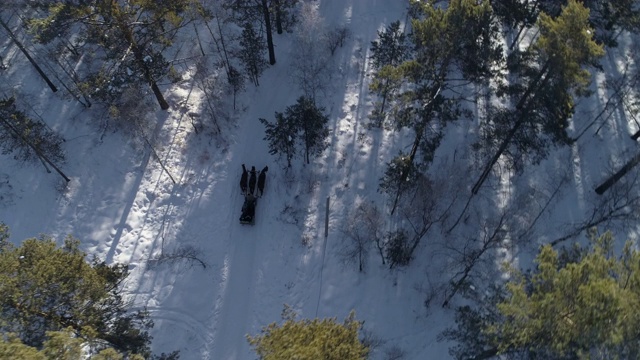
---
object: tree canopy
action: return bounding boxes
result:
[247,306,368,360]
[0,226,170,358]
[443,230,640,359]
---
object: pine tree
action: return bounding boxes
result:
[370,21,408,70]
[27,0,202,110]
[473,0,604,195]
[491,230,640,358]
[260,96,329,166]
[380,0,501,214]
[247,306,368,360]
[223,0,289,65]
[0,329,148,360]
[260,112,297,167]
[239,22,267,86]
[284,96,329,165]
[0,232,163,357]
[443,230,640,359]
[0,97,65,165]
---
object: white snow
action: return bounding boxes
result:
[1,1,638,359]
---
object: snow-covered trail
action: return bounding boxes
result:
[209,1,410,358]
[208,37,300,358]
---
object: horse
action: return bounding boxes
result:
[257,166,268,197]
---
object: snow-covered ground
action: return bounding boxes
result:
[1,1,639,359]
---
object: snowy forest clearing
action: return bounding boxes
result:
[1,0,640,359]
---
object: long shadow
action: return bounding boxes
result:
[105,110,171,263]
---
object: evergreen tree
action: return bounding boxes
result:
[223,0,292,65]
[0,97,65,165]
[260,96,329,166]
[443,230,640,359]
[239,22,267,86]
[0,232,165,358]
[0,329,149,360]
[27,0,202,110]
[284,96,329,165]
[370,21,409,70]
[378,153,418,215]
[260,112,297,167]
[493,230,640,358]
[271,0,297,34]
[247,306,368,360]
[473,0,604,195]
[381,0,501,212]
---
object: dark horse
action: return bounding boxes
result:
[248,166,257,195]
[257,166,268,197]
[240,164,248,194]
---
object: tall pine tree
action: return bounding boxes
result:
[473,0,604,195]
[0,232,165,357]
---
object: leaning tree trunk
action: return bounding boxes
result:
[0,17,58,93]
[594,152,640,195]
[471,61,551,195]
[262,0,276,65]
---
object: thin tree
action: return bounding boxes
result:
[0,17,57,93]
[382,0,501,215]
[261,0,276,64]
[369,20,409,120]
[239,22,267,86]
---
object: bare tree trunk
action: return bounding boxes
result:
[0,17,58,93]
[150,81,169,110]
[274,0,283,34]
[193,22,206,56]
[206,15,232,79]
[262,0,276,65]
[595,152,640,195]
